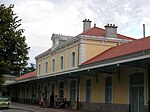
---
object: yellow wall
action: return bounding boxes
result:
[80,76,86,102]
[37,42,79,76]
[80,73,105,103]
[85,39,117,61]
[113,67,129,104]
[91,74,104,102]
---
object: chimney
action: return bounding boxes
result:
[105,23,118,38]
[83,19,92,32]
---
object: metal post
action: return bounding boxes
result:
[143,24,145,38]
[148,65,150,112]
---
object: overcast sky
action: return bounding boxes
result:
[1,0,150,64]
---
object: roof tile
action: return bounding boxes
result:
[79,26,136,40]
[16,71,36,81]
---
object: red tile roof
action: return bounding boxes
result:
[79,26,136,40]
[82,36,150,65]
[16,71,36,81]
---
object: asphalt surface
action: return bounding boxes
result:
[0,102,83,112]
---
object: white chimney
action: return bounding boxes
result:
[83,19,91,32]
[105,23,118,38]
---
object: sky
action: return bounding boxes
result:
[1,0,150,64]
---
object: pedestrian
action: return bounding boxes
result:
[40,96,45,108]
[50,90,54,108]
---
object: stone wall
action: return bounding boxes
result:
[79,102,130,112]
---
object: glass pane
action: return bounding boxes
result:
[70,80,76,107]
[139,87,144,112]
[105,77,112,103]
[132,87,138,112]
[86,79,91,102]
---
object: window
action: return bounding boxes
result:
[59,82,64,98]
[72,52,75,67]
[105,76,112,103]
[38,64,41,75]
[45,62,48,73]
[60,56,63,70]
[52,59,55,72]
[86,79,91,102]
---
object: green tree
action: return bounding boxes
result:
[0,4,30,82]
[21,63,35,75]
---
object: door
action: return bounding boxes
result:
[131,73,144,112]
[70,80,76,107]
[132,86,144,112]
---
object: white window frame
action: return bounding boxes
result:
[52,59,55,72]
[71,51,76,68]
[45,61,48,73]
[60,55,64,70]
[38,64,41,75]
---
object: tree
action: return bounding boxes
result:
[21,63,36,75]
[0,4,30,80]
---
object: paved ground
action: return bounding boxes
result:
[0,102,83,112]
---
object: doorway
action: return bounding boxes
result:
[70,80,76,107]
[130,73,144,112]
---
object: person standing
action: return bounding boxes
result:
[50,90,54,107]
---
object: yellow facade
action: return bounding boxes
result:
[37,42,79,76]
[113,69,129,104]
[85,39,117,61]
[36,38,120,77]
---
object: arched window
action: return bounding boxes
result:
[45,62,48,73]
[38,64,41,75]
[71,52,75,67]
[52,59,55,72]
[60,56,63,70]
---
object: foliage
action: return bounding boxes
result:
[0,4,30,81]
[21,63,35,75]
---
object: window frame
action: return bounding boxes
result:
[85,79,91,102]
[38,64,41,75]
[45,62,48,73]
[105,76,112,103]
[71,52,76,67]
[60,56,64,70]
[59,81,64,99]
[52,59,55,72]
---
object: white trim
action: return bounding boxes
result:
[52,58,56,73]
[82,41,116,47]
[79,41,86,65]
[71,50,76,68]
[45,61,48,74]
[66,49,68,70]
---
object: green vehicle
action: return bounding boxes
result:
[0,97,11,108]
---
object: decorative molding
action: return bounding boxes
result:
[79,42,86,65]
[66,49,68,70]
